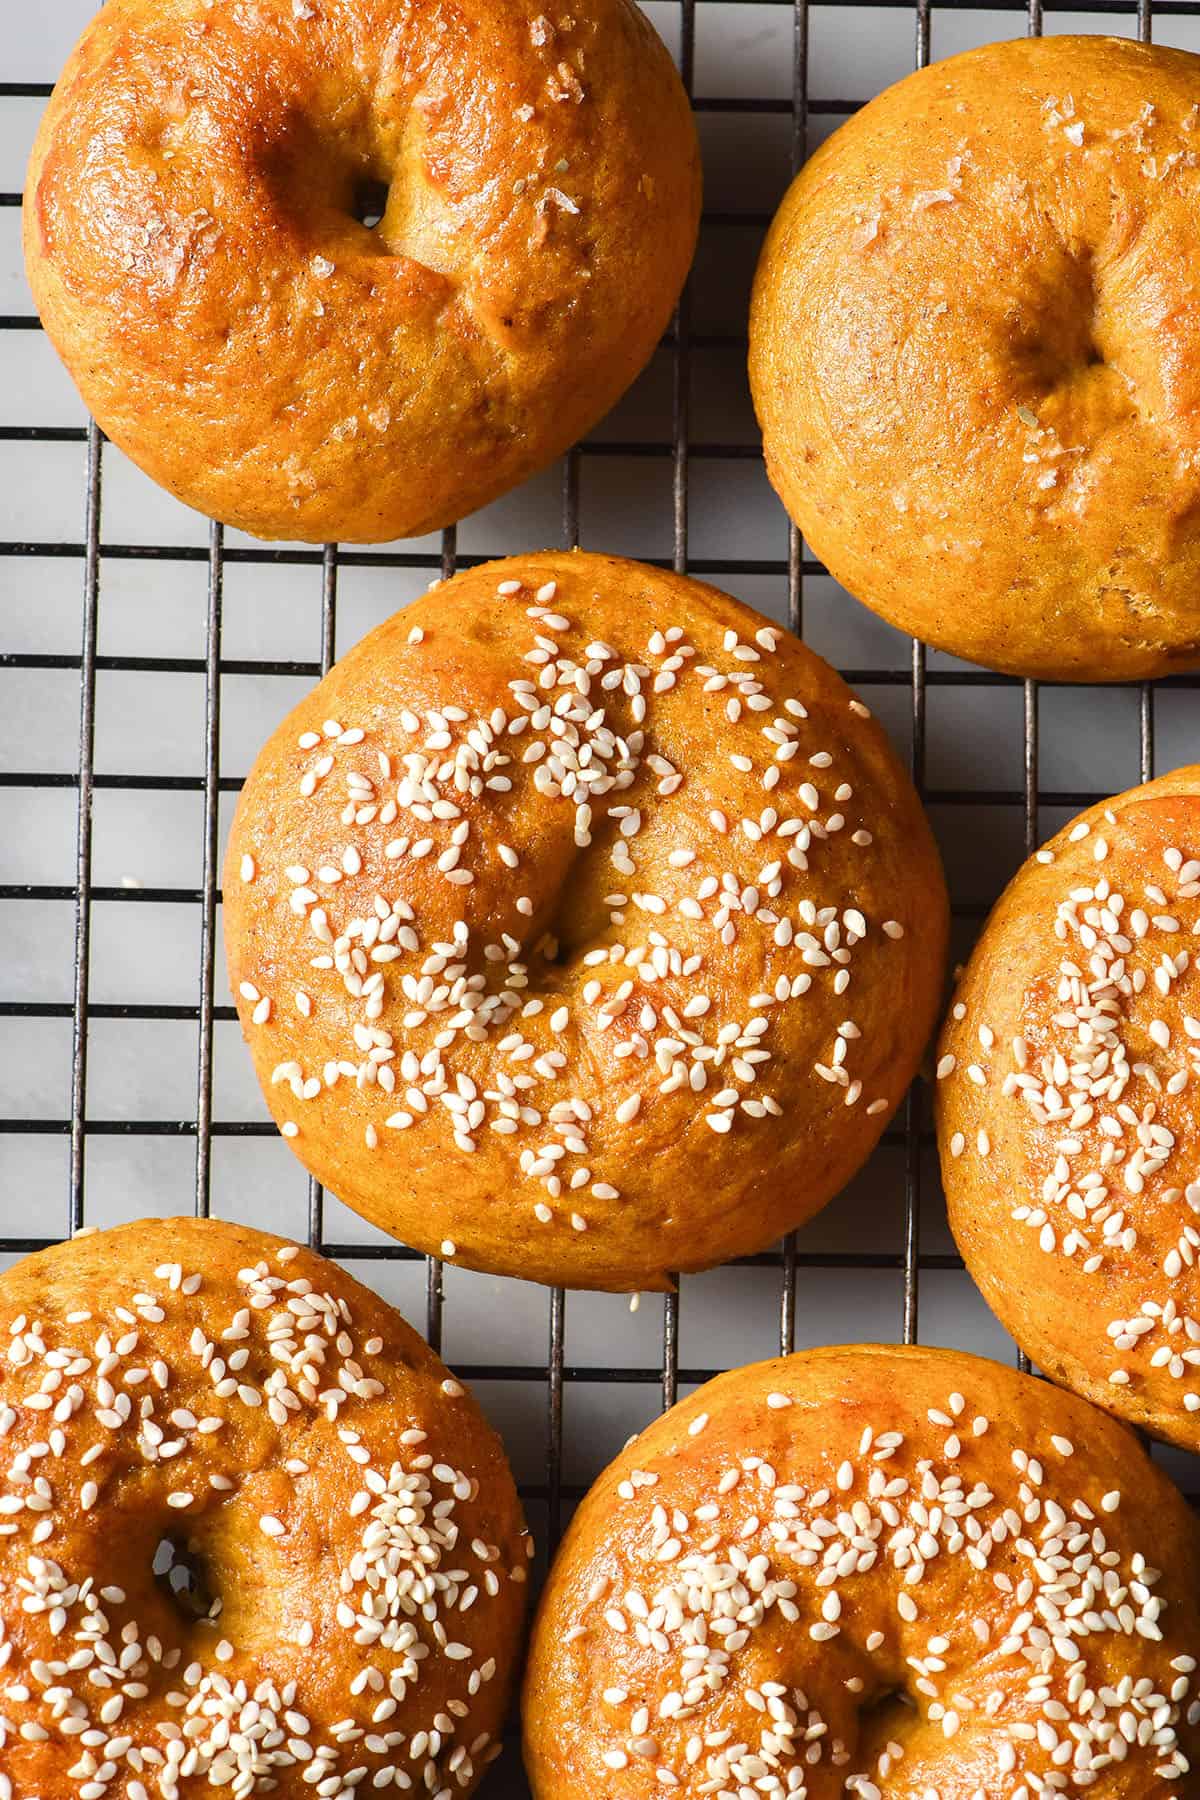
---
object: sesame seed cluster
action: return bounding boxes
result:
[224,553,947,1291]
[0,1218,530,1800]
[937,771,1200,1451]
[522,1346,1200,1800]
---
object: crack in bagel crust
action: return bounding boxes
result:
[522,1347,1200,1799]
[937,767,1200,1454]
[22,0,700,543]
[222,553,948,1291]
[0,1219,530,1800]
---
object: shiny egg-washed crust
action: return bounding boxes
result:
[524,1344,1200,1799]
[223,551,948,1292]
[749,35,1200,682]
[0,1217,530,1800]
[23,0,699,544]
[937,766,1200,1454]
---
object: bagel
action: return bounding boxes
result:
[23,0,699,544]
[222,550,948,1291]
[749,35,1200,682]
[0,1216,530,1799]
[523,1343,1200,1798]
[936,765,1200,1454]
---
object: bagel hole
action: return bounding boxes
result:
[352,177,391,232]
[153,1534,219,1623]
[536,928,564,964]
[862,1686,914,1718]
[1011,249,1111,391]
[1023,330,1107,391]
[856,1684,917,1749]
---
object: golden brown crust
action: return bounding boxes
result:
[749,35,1200,682]
[23,0,699,543]
[936,764,1200,1455]
[222,551,948,1291]
[0,1217,530,1798]
[523,1343,1200,1799]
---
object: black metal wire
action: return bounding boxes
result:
[423,524,460,1362]
[194,522,223,1219]
[896,0,934,1351]
[306,546,340,1250]
[778,0,809,1359]
[546,461,582,1553]
[657,0,696,1427]
[4,8,1195,1726]
[68,425,101,1237]
[1015,0,1046,1380]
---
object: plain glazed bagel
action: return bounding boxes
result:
[223,551,948,1292]
[0,1217,530,1800]
[749,35,1200,682]
[936,765,1200,1454]
[523,1343,1200,1798]
[23,0,699,544]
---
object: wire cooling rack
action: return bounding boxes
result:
[4,1,1200,1789]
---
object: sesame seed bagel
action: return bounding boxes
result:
[749,35,1200,682]
[22,0,699,544]
[936,765,1200,1454]
[223,551,948,1292]
[523,1343,1200,1798]
[0,1217,530,1800]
